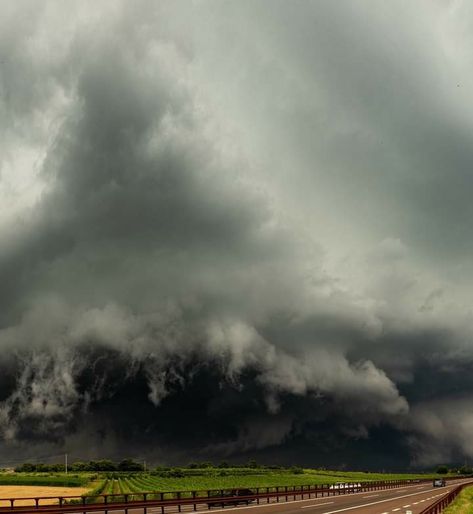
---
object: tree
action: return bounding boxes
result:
[71,461,90,472]
[15,463,36,472]
[436,465,448,474]
[118,459,144,472]
[95,460,117,471]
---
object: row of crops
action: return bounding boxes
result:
[88,476,324,503]
[85,471,438,503]
[88,476,194,502]
[89,469,444,498]
[89,476,327,502]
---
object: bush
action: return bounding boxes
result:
[436,465,449,474]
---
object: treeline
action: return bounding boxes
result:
[182,460,290,470]
[15,459,302,474]
[16,459,144,472]
[436,465,473,475]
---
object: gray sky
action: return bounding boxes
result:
[1,0,473,467]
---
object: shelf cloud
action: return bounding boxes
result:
[1,0,473,468]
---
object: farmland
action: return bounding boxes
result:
[0,467,455,502]
[0,474,92,487]
[82,468,447,500]
[0,486,90,507]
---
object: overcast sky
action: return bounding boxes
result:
[1,0,473,468]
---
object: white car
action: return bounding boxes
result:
[329,483,362,492]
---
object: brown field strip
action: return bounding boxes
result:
[0,487,89,507]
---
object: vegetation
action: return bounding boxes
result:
[0,474,91,487]
[71,467,453,501]
[6,460,465,501]
[15,460,144,473]
[437,465,473,475]
[444,486,473,514]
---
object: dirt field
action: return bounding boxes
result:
[0,486,89,507]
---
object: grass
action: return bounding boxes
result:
[444,486,473,513]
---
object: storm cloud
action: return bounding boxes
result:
[1,0,473,468]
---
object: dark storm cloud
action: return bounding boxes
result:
[1,0,473,467]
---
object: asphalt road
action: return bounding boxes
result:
[130,479,470,514]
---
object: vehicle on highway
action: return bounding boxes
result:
[328,482,362,492]
[207,489,255,507]
[433,478,446,487]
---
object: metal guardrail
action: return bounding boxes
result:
[0,477,454,514]
[419,480,473,514]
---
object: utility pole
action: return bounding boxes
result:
[65,453,68,474]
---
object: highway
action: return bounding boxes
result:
[129,479,470,514]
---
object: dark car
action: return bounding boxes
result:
[433,479,446,487]
[207,489,255,507]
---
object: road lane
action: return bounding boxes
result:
[83,479,469,514]
[299,485,455,513]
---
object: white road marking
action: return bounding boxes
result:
[310,488,453,514]
[392,509,400,512]
[146,493,354,514]
[145,482,465,514]
[162,485,424,514]
[362,495,379,498]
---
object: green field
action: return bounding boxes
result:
[81,468,447,500]
[0,467,454,501]
[444,486,473,513]
[0,473,92,487]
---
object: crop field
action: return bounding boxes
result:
[85,469,446,501]
[0,468,453,503]
[0,474,92,487]
[0,486,91,506]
